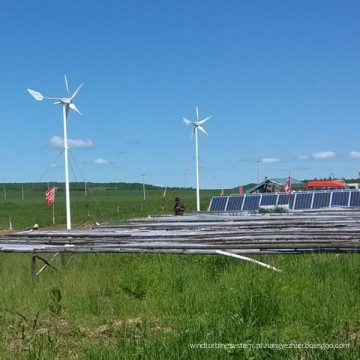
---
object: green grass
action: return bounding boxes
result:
[0,253,358,359]
[0,185,220,230]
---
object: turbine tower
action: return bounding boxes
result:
[27,75,83,230]
[183,106,212,212]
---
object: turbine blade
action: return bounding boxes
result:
[70,83,83,100]
[183,118,192,125]
[190,128,195,139]
[69,103,82,116]
[54,101,61,105]
[198,116,212,125]
[196,107,199,121]
[198,125,208,136]
[27,88,44,101]
[64,75,69,97]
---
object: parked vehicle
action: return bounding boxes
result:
[305,179,348,191]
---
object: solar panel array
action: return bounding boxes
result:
[208,190,360,212]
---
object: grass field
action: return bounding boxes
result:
[0,253,359,359]
[0,183,221,231]
[0,183,359,359]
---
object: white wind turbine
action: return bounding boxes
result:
[27,75,83,230]
[183,106,212,212]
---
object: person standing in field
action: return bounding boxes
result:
[174,197,185,215]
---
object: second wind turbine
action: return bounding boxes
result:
[183,107,212,212]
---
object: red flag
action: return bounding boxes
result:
[45,187,56,205]
[284,172,292,195]
[238,186,244,194]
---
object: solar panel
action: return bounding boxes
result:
[349,191,360,206]
[277,193,291,205]
[260,194,278,206]
[209,190,360,212]
[288,194,296,209]
[242,195,261,210]
[312,192,331,209]
[209,196,228,211]
[226,195,244,211]
[331,191,350,207]
[293,193,313,209]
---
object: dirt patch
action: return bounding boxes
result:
[86,317,172,341]
[4,316,172,358]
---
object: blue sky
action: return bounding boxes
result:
[2,0,360,189]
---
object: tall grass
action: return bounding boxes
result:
[0,253,358,359]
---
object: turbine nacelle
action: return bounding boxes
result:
[55,98,83,116]
[59,98,72,105]
[183,107,211,138]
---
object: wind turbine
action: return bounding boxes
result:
[27,75,83,230]
[183,106,212,212]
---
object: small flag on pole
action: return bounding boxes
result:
[284,172,292,195]
[45,187,56,205]
[238,186,244,194]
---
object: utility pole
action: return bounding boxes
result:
[141,173,146,200]
[257,158,262,183]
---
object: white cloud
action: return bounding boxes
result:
[312,151,336,159]
[69,138,94,149]
[94,158,110,165]
[261,158,280,164]
[49,136,64,149]
[49,136,93,149]
[298,155,309,160]
[350,151,360,158]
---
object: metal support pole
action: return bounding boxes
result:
[63,105,71,230]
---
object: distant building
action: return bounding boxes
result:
[247,178,304,194]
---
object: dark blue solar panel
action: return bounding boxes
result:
[226,195,244,211]
[349,191,360,206]
[210,190,360,212]
[209,196,227,211]
[242,195,261,210]
[331,191,350,207]
[278,193,291,205]
[260,194,278,206]
[288,194,296,209]
[312,192,331,209]
[293,193,313,209]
